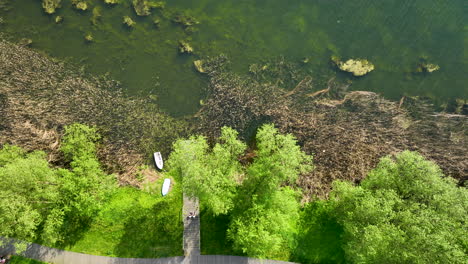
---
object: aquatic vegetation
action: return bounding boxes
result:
[153,18,160,28]
[421,63,440,73]
[332,56,375,76]
[132,0,165,16]
[123,16,136,27]
[0,39,188,183]
[198,56,467,199]
[84,33,93,42]
[179,41,193,54]
[193,60,205,73]
[71,0,88,11]
[41,0,61,14]
[18,38,32,47]
[173,13,199,32]
[103,0,119,4]
[91,6,102,25]
[0,0,11,12]
[55,15,63,23]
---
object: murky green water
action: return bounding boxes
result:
[1,0,467,115]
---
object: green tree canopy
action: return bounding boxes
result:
[330,151,467,264]
[167,126,246,215]
[167,124,313,259]
[228,187,301,260]
[59,123,115,220]
[0,123,115,246]
[0,146,60,243]
[227,124,312,259]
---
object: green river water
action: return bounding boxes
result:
[1,0,467,116]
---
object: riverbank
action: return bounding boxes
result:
[1,39,466,198]
[0,38,189,185]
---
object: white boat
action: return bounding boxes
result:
[162,178,171,196]
[153,152,163,170]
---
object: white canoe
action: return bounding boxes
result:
[153,152,164,170]
[162,178,171,196]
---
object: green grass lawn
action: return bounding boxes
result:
[9,256,49,264]
[63,178,183,258]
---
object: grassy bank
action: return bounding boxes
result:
[63,181,183,258]
[9,256,48,264]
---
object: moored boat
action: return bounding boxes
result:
[153,152,164,170]
[162,178,171,196]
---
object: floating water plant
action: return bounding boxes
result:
[91,6,102,25]
[133,0,165,16]
[85,33,93,42]
[193,60,205,73]
[179,41,193,54]
[173,13,199,27]
[55,16,63,23]
[71,0,88,11]
[332,56,375,76]
[153,18,160,28]
[103,0,119,4]
[420,63,440,73]
[42,0,61,14]
[123,16,136,27]
[18,38,32,47]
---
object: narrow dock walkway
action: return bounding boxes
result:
[182,194,200,256]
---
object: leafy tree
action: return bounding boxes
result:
[168,124,313,259]
[228,187,301,260]
[240,124,312,204]
[57,124,115,237]
[330,151,467,264]
[167,126,246,215]
[227,124,313,259]
[0,147,61,243]
[0,123,115,246]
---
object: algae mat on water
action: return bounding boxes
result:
[0,0,466,116]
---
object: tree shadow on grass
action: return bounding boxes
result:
[291,201,346,264]
[114,193,183,258]
[40,213,94,250]
[200,209,238,256]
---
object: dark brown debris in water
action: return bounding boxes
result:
[195,56,467,199]
[0,39,189,186]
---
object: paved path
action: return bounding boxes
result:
[182,194,200,256]
[0,238,297,264]
[0,192,298,264]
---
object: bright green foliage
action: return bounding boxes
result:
[242,124,312,202]
[227,124,312,259]
[0,148,60,243]
[228,187,300,260]
[59,123,115,219]
[0,144,24,166]
[168,124,313,259]
[60,123,100,163]
[330,151,467,264]
[0,123,115,247]
[167,126,246,215]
